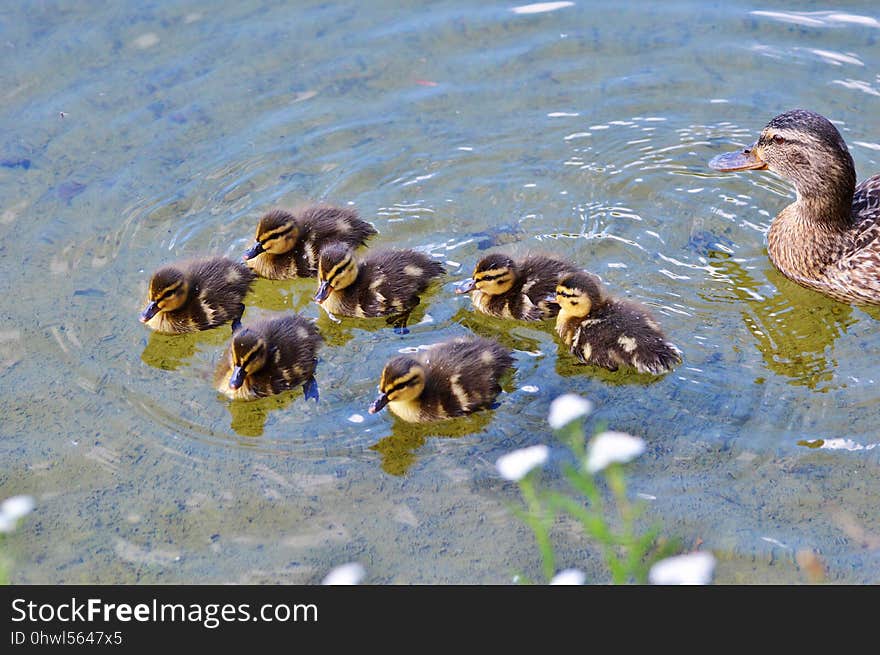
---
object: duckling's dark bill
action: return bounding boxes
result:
[369,393,389,414]
[455,278,476,294]
[242,242,264,260]
[313,281,332,303]
[229,366,246,390]
[139,302,159,323]
[708,148,767,172]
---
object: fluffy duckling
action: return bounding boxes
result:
[456,252,582,320]
[314,243,446,331]
[242,205,377,279]
[368,336,514,423]
[214,314,322,401]
[709,109,880,304]
[139,257,255,334]
[555,271,681,375]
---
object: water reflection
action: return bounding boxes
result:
[370,411,494,476]
[700,251,856,391]
[452,308,547,354]
[140,328,230,370]
[244,277,315,313]
[223,391,302,438]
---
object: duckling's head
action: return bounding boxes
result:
[226,328,268,390]
[368,356,427,414]
[709,109,856,205]
[139,266,190,322]
[243,209,301,260]
[555,271,605,319]
[455,253,517,296]
[314,243,358,302]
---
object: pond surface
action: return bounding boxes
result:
[2,1,879,583]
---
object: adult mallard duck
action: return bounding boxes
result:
[368,336,514,423]
[242,205,377,279]
[555,271,681,375]
[214,313,322,401]
[313,243,446,331]
[139,257,255,334]
[709,109,880,304]
[455,252,582,320]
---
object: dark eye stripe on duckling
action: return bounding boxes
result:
[323,257,353,284]
[153,281,183,300]
[556,288,579,298]
[259,225,296,243]
[235,344,264,367]
[383,373,420,396]
[475,270,510,283]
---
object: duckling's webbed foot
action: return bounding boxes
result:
[388,311,412,335]
[231,304,246,333]
[302,376,319,402]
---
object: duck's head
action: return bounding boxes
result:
[455,253,517,295]
[243,209,301,260]
[226,328,268,390]
[139,266,190,322]
[555,271,605,319]
[369,356,427,414]
[709,109,856,204]
[314,243,358,302]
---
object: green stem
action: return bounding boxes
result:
[520,476,556,582]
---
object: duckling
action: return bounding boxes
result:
[368,336,514,422]
[314,243,446,331]
[139,257,255,334]
[214,313,322,401]
[242,205,377,279]
[455,252,582,320]
[709,109,880,304]
[555,271,681,375]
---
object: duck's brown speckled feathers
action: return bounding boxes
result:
[710,109,880,304]
[555,271,681,375]
[458,253,582,320]
[244,205,377,279]
[139,257,255,334]
[369,336,514,423]
[315,244,445,325]
[214,313,322,400]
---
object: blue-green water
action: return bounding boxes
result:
[1,1,879,583]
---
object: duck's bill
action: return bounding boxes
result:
[455,278,476,294]
[708,147,767,172]
[229,366,246,390]
[368,393,389,414]
[313,281,332,303]
[139,301,159,323]
[242,242,264,260]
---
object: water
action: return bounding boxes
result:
[2,1,879,583]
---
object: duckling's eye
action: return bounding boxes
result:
[771,134,785,145]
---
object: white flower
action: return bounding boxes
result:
[547,394,593,429]
[2,495,35,520]
[550,568,586,585]
[585,431,645,473]
[321,562,366,585]
[0,495,35,533]
[496,445,549,481]
[649,552,716,585]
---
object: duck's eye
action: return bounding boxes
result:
[771,134,785,145]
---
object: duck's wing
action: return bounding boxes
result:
[834,179,880,303]
[852,173,880,227]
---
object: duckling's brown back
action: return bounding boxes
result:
[297,205,377,273]
[582,299,681,375]
[418,337,514,417]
